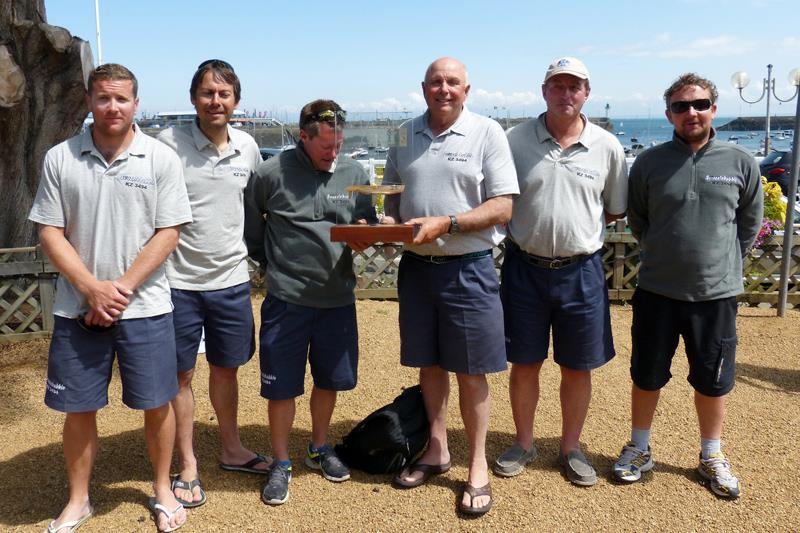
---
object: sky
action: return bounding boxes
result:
[44,0,800,122]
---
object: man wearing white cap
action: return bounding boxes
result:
[493,57,628,486]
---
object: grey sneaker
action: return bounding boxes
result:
[493,442,538,477]
[698,452,741,498]
[261,462,291,505]
[559,449,597,486]
[613,442,654,482]
[305,443,351,482]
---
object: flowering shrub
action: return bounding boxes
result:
[754,177,786,249]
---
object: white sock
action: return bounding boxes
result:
[631,427,651,451]
[701,438,721,459]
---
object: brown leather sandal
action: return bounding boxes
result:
[459,482,492,515]
[393,461,452,488]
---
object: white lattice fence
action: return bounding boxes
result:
[0,246,55,343]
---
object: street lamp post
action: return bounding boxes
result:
[733,66,800,316]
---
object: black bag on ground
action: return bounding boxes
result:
[335,385,429,475]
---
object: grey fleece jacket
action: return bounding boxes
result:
[627,130,763,301]
[244,144,376,308]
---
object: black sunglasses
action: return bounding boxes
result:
[669,99,712,114]
[76,314,119,335]
[197,59,234,71]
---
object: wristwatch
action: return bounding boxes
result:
[448,215,460,234]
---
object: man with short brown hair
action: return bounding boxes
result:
[29,63,192,532]
[157,59,270,510]
[613,73,762,498]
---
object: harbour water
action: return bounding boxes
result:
[342,116,795,160]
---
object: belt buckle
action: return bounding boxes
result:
[431,255,447,264]
[548,258,564,269]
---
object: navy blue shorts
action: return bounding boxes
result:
[501,243,615,370]
[258,295,358,400]
[397,252,507,375]
[45,314,179,412]
[631,288,738,397]
[171,282,255,373]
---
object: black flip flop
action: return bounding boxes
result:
[219,453,273,474]
[393,461,451,488]
[171,475,207,508]
[459,482,492,516]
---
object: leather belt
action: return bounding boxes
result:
[507,240,591,270]
[404,249,492,264]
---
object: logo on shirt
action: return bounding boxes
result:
[573,166,600,180]
[119,175,155,190]
[230,166,250,178]
[327,193,350,205]
[445,151,473,163]
[704,175,743,187]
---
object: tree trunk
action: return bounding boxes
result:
[0,0,93,248]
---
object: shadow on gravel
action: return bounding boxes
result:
[737,362,800,393]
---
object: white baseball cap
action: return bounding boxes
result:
[544,57,590,83]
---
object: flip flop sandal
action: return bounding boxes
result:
[393,461,451,488]
[148,498,186,533]
[171,475,207,508]
[46,506,94,532]
[459,482,492,516]
[220,453,273,474]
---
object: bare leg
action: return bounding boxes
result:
[170,369,200,503]
[210,364,271,471]
[396,366,451,484]
[144,404,186,532]
[456,373,491,511]
[631,384,661,431]
[695,391,725,440]
[268,398,296,462]
[509,362,543,450]
[309,386,337,448]
[46,412,97,532]
[559,367,592,454]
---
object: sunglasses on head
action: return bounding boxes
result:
[310,109,347,123]
[197,59,234,71]
[669,99,712,114]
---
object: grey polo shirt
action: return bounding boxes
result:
[383,108,519,256]
[157,122,262,290]
[507,114,628,257]
[28,125,192,319]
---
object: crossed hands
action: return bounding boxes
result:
[81,279,133,326]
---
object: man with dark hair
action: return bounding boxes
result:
[494,57,628,487]
[244,99,376,505]
[383,57,518,516]
[29,63,192,532]
[157,59,269,509]
[612,72,762,498]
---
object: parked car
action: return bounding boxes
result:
[760,150,796,197]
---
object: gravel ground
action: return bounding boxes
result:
[0,297,798,532]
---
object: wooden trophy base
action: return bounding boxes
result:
[330,224,417,244]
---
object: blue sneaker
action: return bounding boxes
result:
[261,462,291,505]
[305,443,350,482]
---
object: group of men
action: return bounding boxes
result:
[30,53,762,531]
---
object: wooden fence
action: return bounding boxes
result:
[2,222,799,343]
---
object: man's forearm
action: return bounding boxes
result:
[117,226,181,291]
[39,225,98,295]
[452,194,513,232]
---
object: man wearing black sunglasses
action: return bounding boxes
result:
[157,59,270,509]
[615,73,763,499]
[244,99,376,505]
